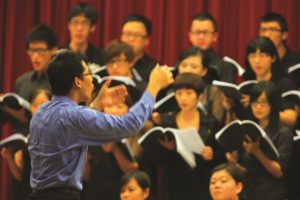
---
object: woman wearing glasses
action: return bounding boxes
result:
[226,81,293,200]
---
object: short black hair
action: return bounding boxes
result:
[123,14,152,36]
[47,49,84,95]
[120,170,151,191]
[250,81,281,130]
[211,163,245,185]
[103,40,134,64]
[243,36,285,82]
[68,2,98,25]
[173,73,205,96]
[25,24,58,49]
[260,12,288,32]
[190,12,218,32]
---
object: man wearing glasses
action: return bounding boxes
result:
[28,50,173,200]
[259,12,300,74]
[64,2,103,68]
[121,14,157,83]
[14,24,58,101]
[0,24,57,132]
[189,12,237,83]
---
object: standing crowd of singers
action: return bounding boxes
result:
[1,2,300,200]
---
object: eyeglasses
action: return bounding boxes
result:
[82,71,93,77]
[106,59,128,66]
[247,53,270,60]
[259,27,282,34]
[122,32,147,40]
[27,48,49,55]
[69,20,91,27]
[190,30,215,37]
[251,100,270,107]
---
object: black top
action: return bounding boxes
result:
[281,47,300,75]
[10,71,49,132]
[14,71,50,101]
[157,109,225,200]
[240,124,293,200]
[84,146,123,200]
[64,43,103,66]
[206,49,237,84]
[131,53,157,82]
[12,146,31,200]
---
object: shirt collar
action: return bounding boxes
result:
[30,70,48,81]
[52,96,78,106]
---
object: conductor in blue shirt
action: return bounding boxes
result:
[28,49,173,200]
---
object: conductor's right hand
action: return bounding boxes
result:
[146,64,174,98]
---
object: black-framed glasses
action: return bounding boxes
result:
[27,48,50,55]
[69,20,91,27]
[259,27,282,34]
[82,71,93,77]
[251,100,270,107]
[190,30,215,37]
[122,32,147,40]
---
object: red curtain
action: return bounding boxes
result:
[1,0,300,199]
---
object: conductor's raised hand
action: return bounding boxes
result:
[91,78,128,110]
[147,64,174,97]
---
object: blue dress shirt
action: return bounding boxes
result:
[29,92,154,190]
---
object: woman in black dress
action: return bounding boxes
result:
[227,81,293,200]
[154,73,225,200]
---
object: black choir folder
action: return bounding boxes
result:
[212,80,258,100]
[0,93,31,111]
[288,63,300,87]
[281,90,300,105]
[0,133,28,150]
[215,120,279,157]
[138,127,205,168]
[116,138,136,162]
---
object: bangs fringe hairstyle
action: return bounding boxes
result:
[178,46,219,83]
[103,40,134,64]
[173,73,205,96]
[243,36,285,82]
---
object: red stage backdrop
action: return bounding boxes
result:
[1,0,300,199]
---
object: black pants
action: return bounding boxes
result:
[30,187,81,200]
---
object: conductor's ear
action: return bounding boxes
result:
[74,77,83,88]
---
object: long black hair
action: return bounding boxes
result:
[242,36,285,82]
[250,81,281,130]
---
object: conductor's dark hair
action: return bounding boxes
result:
[47,49,85,95]
[123,14,152,36]
[68,2,98,25]
[190,12,218,32]
[260,12,288,32]
[25,24,58,49]
[173,73,205,96]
